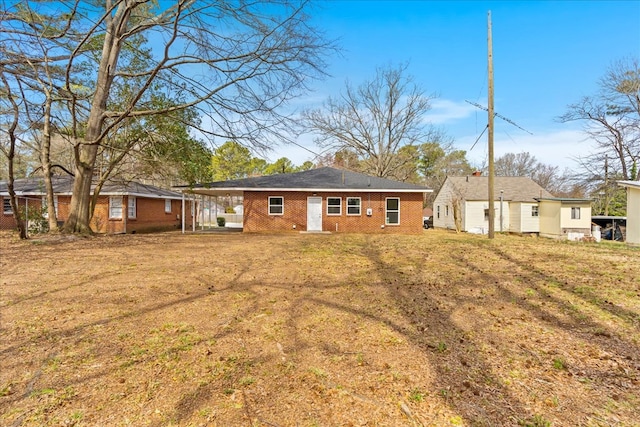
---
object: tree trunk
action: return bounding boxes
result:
[62,2,130,234]
[42,95,59,232]
[7,162,27,240]
[1,73,28,239]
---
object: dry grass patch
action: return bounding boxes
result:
[1,230,639,426]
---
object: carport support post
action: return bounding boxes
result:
[192,193,196,232]
[208,196,212,229]
[181,193,185,234]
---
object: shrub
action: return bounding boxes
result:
[217,217,226,227]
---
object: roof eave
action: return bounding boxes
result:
[180,187,431,195]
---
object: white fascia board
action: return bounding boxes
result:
[618,180,640,189]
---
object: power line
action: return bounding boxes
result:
[465,100,533,135]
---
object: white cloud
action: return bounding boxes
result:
[424,99,478,124]
[456,128,593,170]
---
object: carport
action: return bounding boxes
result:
[176,186,245,233]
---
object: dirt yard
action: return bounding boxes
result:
[1,230,639,426]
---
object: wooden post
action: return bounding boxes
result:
[487,10,495,239]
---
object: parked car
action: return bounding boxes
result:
[602,224,624,241]
[423,216,433,229]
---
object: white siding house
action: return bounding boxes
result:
[433,174,553,233]
[510,202,541,233]
[536,198,592,240]
[618,181,640,246]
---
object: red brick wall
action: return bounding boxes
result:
[1,195,192,234]
[0,196,45,229]
[243,191,423,233]
[92,196,192,234]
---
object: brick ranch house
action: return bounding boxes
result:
[176,167,431,233]
[0,176,193,234]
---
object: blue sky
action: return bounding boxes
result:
[269,0,640,171]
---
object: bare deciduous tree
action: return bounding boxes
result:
[493,152,572,195]
[303,63,436,178]
[2,0,332,234]
[559,57,640,182]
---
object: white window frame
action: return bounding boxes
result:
[268,196,284,215]
[109,196,123,219]
[165,199,172,214]
[3,198,13,214]
[128,196,136,219]
[531,205,539,217]
[445,205,449,217]
[385,197,400,225]
[327,197,342,216]
[346,197,361,216]
[436,205,440,219]
[571,207,580,220]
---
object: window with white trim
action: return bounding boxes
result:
[571,207,580,219]
[385,198,400,225]
[531,206,539,217]
[128,196,136,219]
[327,197,341,215]
[109,196,123,219]
[165,199,172,213]
[268,196,284,215]
[445,205,449,216]
[436,205,440,219]
[346,197,361,215]
[3,198,12,214]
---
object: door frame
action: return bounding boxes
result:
[306,196,323,231]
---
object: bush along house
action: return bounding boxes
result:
[0,175,193,234]
[176,167,432,233]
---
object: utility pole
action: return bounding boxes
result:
[487,10,495,239]
[604,155,609,216]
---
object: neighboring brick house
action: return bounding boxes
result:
[177,167,431,233]
[0,176,192,234]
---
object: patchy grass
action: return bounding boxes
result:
[1,230,639,426]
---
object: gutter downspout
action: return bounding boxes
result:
[25,197,28,238]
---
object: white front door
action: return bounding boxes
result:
[307,197,322,231]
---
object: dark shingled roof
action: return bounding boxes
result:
[445,176,554,202]
[0,176,183,199]
[183,167,430,192]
